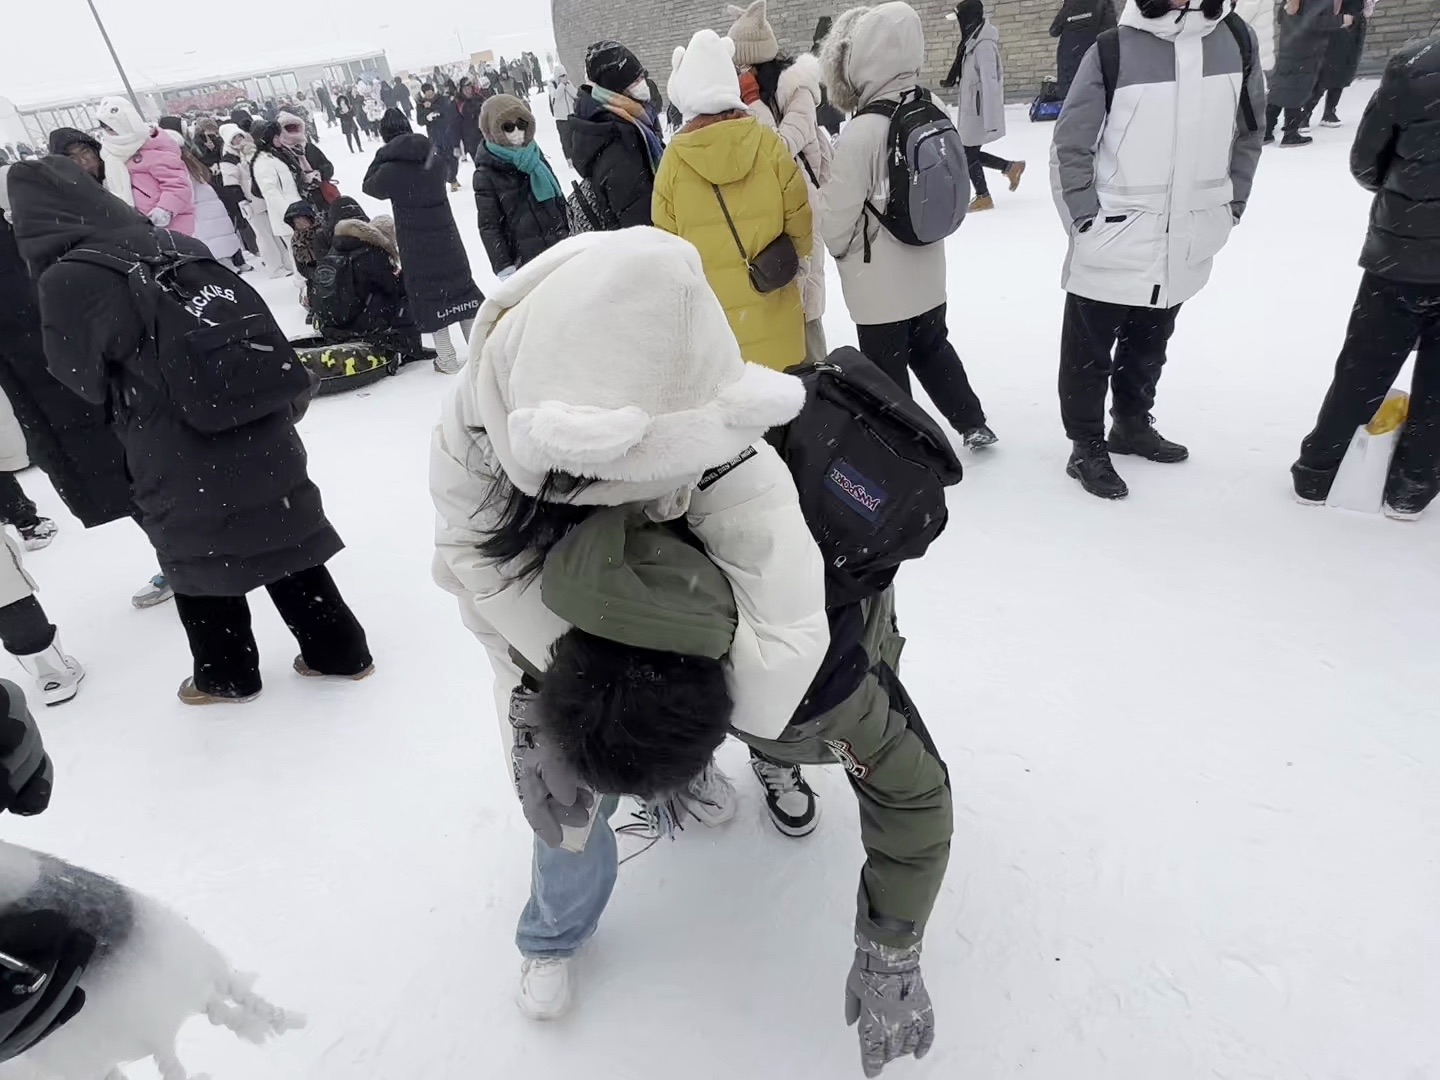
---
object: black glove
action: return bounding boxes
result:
[0,681,53,817]
[0,910,95,1063]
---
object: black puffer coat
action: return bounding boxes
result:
[1270,0,1343,109]
[568,88,661,229]
[0,216,131,528]
[1351,34,1440,286]
[1049,0,1116,96]
[1317,0,1366,91]
[325,218,418,349]
[8,157,342,596]
[458,92,485,159]
[362,133,483,332]
[472,147,570,274]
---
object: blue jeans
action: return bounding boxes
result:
[515,796,620,958]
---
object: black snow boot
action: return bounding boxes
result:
[1383,472,1438,521]
[1067,439,1129,499]
[1291,462,1336,505]
[1280,130,1314,148]
[1108,414,1189,463]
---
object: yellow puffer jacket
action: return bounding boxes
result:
[653,115,812,372]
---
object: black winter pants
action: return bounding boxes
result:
[962,146,1011,199]
[174,564,371,697]
[1059,292,1181,442]
[343,126,362,153]
[856,304,986,433]
[1297,273,1440,485]
[1301,87,1344,124]
[0,473,39,530]
[1265,104,1304,138]
[0,597,54,657]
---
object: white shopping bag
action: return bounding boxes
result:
[1327,389,1408,514]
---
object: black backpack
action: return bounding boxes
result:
[1096,15,1257,131]
[764,347,964,607]
[63,235,312,434]
[855,87,970,260]
[309,251,362,330]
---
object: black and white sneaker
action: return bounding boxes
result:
[750,751,820,837]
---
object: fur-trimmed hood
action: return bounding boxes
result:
[820,2,925,113]
[479,94,535,145]
[458,227,805,504]
[334,217,398,260]
[775,51,824,115]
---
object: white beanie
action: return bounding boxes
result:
[667,29,747,123]
[466,227,805,502]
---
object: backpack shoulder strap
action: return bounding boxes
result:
[797,151,819,188]
[1097,28,1121,114]
[856,99,900,120]
[1222,11,1259,133]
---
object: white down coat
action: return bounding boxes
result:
[430,231,830,758]
[1049,0,1266,308]
[0,387,29,472]
[250,151,302,239]
[1231,0,1277,74]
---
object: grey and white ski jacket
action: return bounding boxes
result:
[1049,0,1266,309]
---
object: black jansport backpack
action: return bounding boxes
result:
[309,251,362,330]
[765,347,964,607]
[855,87,970,260]
[64,233,312,434]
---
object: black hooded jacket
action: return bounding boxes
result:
[1049,0,1117,94]
[7,156,341,595]
[1350,36,1440,285]
[362,133,482,332]
[472,145,570,274]
[567,88,660,229]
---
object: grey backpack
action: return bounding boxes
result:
[857,87,970,260]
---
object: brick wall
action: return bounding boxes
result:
[551,0,1437,105]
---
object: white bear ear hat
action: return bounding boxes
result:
[464,227,805,504]
[668,28,747,123]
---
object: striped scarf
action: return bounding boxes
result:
[589,85,664,167]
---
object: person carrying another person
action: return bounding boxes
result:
[1291,33,1440,519]
[1050,0,1265,498]
[653,29,811,373]
[569,41,666,228]
[473,94,570,281]
[94,96,195,235]
[942,0,1025,211]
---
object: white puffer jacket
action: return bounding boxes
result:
[0,387,28,472]
[1231,0,1277,73]
[1049,0,1266,308]
[430,230,830,756]
[250,152,302,239]
[190,178,241,260]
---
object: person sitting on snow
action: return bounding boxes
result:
[313,213,423,361]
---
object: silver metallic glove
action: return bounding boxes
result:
[844,936,934,1078]
[509,685,596,850]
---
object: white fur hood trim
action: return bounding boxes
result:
[776,52,824,115]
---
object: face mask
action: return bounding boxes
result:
[504,129,527,147]
[627,80,651,102]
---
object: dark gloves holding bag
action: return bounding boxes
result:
[0,681,53,817]
[0,910,95,1063]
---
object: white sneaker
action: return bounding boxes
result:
[516,957,572,1020]
[18,639,85,706]
[132,573,174,608]
[677,759,737,827]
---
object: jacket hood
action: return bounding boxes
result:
[1120,0,1223,38]
[670,115,764,186]
[775,52,824,114]
[95,96,152,158]
[47,127,101,157]
[821,2,925,113]
[966,18,1000,51]
[218,123,245,149]
[375,131,432,162]
[334,217,398,259]
[7,155,149,270]
[668,29,748,123]
[479,94,535,144]
[460,227,804,503]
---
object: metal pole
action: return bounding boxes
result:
[85,0,144,115]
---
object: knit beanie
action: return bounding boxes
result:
[47,127,101,157]
[379,107,412,142]
[727,0,780,66]
[668,30,747,123]
[585,40,646,93]
[157,116,184,134]
[479,94,535,145]
[542,508,738,659]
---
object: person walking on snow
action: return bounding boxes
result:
[654,29,812,374]
[1050,0,1265,499]
[942,0,1026,211]
[727,0,836,366]
[1299,0,1368,129]
[335,93,363,153]
[1265,0,1347,146]
[1291,34,1440,519]
[364,109,483,373]
[473,95,570,280]
[94,96,195,235]
[820,2,999,451]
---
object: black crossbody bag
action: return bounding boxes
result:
[711,183,799,294]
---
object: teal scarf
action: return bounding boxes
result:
[485,140,562,203]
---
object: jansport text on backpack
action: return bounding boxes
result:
[309,252,362,330]
[763,347,964,607]
[63,234,312,434]
[855,87,970,261]
[1096,15,1257,131]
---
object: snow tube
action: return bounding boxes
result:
[291,337,399,395]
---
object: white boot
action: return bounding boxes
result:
[676,759,738,827]
[516,957,572,1021]
[18,638,85,706]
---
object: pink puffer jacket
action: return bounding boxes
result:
[123,131,196,235]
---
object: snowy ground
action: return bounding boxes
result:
[5,81,1439,1080]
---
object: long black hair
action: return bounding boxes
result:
[752,54,794,121]
[472,454,596,583]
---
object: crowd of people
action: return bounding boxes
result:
[0,0,1437,1075]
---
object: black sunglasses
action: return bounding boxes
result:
[282,122,304,132]
[500,119,529,133]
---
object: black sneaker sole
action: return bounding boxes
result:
[1066,461,1128,499]
[1107,439,1189,464]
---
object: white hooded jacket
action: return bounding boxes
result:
[430,229,830,754]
